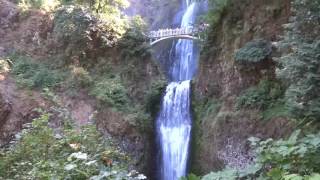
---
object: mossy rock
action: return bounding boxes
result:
[234,39,272,64]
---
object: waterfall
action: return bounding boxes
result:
[156,1,200,180]
[170,2,198,82]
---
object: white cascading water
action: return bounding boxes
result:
[156,1,199,179]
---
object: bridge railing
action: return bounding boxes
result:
[148,26,199,39]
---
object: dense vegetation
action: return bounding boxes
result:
[0,111,146,179]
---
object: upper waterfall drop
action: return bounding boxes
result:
[170,2,199,82]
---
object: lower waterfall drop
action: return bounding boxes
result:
[157,81,192,180]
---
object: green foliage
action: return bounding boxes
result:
[201,131,320,179]
[199,0,230,51]
[145,79,166,117]
[290,0,320,41]
[122,105,153,132]
[236,80,284,110]
[53,6,124,66]
[89,75,129,110]
[51,2,150,68]
[197,98,221,120]
[278,41,320,123]
[180,173,201,180]
[11,55,64,89]
[65,0,130,14]
[67,66,93,88]
[202,168,238,180]
[262,102,289,120]
[0,112,144,179]
[251,131,320,179]
[17,0,60,11]
[205,0,230,26]
[234,39,272,64]
[276,0,320,123]
[118,16,150,61]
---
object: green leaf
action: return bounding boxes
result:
[267,168,283,180]
[283,174,303,180]
[308,173,320,180]
[288,130,301,144]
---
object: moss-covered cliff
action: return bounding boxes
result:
[192,0,294,174]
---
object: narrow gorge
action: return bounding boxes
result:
[0,0,320,179]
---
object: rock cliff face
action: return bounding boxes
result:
[0,1,163,176]
[0,76,46,146]
[0,94,11,129]
[192,0,293,174]
[126,0,181,29]
[0,0,53,57]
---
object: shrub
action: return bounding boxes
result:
[249,131,320,178]
[124,106,152,132]
[278,41,320,123]
[68,66,93,88]
[202,169,238,180]
[53,6,98,65]
[180,173,201,180]
[53,6,123,66]
[11,56,63,89]
[118,16,150,61]
[145,79,167,117]
[234,39,272,64]
[261,102,289,120]
[276,0,320,123]
[290,0,320,41]
[0,112,145,179]
[201,131,320,180]
[89,75,128,110]
[236,80,284,110]
[196,98,221,120]
[63,0,130,15]
[199,0,230,52]
[206,0,230,26]
[17,0,60,11]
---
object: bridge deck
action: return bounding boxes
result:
[148,27,199,39]
[147,24,209,45]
